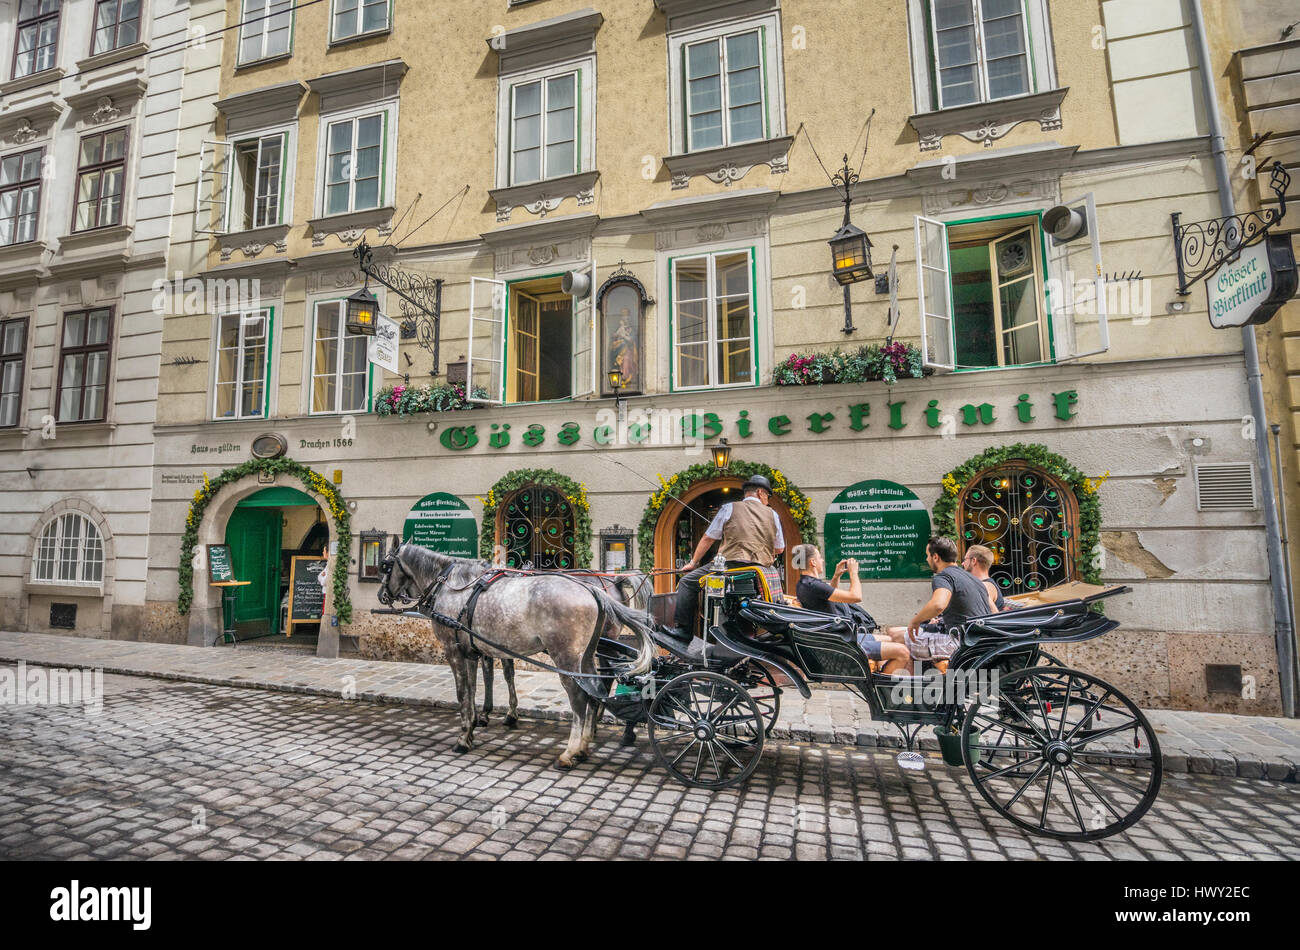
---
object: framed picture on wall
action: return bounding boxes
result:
[597,266,653,397]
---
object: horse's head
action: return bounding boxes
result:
[377,535,419,607]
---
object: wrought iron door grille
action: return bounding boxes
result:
[958,464,1076,596]
[502,486,576,569]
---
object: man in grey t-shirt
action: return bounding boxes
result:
[885,536,994,667]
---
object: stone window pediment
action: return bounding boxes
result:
[490,8,603,75]
[663,135,792,191]
[217,80,306,135]
[655,0,779,32]
[307,58,407,114]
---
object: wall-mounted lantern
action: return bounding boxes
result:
[829,154,874,335]
[710,437,732,471]
[345,283,379,336]
[359,529,386,582]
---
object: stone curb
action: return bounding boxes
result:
[4,652,1295,783]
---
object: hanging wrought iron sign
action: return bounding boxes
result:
[1172,161,1294,327]
[353,240,444,380]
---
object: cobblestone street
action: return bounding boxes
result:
[2,668,1299,861]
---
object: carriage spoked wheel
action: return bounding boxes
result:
[961,666,1161,841]
[648,671,765,789]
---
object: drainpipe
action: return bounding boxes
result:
[1189,0,1296,717]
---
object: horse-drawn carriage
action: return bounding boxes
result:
[378,544,1161,842]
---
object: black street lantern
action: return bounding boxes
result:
[830,154,873,334]
[346,282,379,336]
[829,221,873,286]
[710,437,731,471]
[607,368,624,393]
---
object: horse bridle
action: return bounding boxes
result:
[377,550,414,606]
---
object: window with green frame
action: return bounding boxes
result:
[310,300,370,414]
[926,0,1033,109]
[231,132,287,230]
[683,27,767,151]
[215,309,272,420]
[670,248,756,391]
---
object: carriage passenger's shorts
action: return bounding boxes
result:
[905,623,960,660]
[854,632,883,661]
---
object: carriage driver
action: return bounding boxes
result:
[669,475,784,642]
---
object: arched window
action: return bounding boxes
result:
[33,512,104,586]
[957,461,1078,597]
[499,485,575,569]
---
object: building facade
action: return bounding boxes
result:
[119,0,1299,714]
[0,0,203,639]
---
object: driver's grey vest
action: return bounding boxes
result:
[718,499,777,565]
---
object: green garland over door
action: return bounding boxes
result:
[932,442,1104,589]
[478,468,594,568]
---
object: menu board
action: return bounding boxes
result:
[207,544,234,583]
[403,492,478,557]
[824,479,932,580]
[287,556,327,627]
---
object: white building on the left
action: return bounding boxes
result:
[0,0,221,638]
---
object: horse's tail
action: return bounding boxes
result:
[591,589,657,677]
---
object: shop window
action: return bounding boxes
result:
[56,308,112,423]
[1,317,27,427]
[33,511,104,586]
[214,309,270,420]
[667,14,783,154]
[957,462,1077,596]
[914,195,1108,372]
[320,108,390,216]
[74,128,127,232]
[310,300,369,414]
[670,248,755,391]
[238,0,293,64]
[466,271,594,406]
[331,0,390,43]
[13,0,60,78]
[90,0,140,56]
[0,147,43,246]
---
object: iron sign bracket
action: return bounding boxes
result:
[353,240,445,379]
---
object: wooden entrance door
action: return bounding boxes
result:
[225,506,283,638]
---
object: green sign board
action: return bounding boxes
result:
[207,544,234,583]
[403,492,478,557]
[824,479,931,580]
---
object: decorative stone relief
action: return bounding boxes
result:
[492,237,591,277]
[305,268,362,293]
[9,120,40,145]
[91,97,121,124]
[310,221,392,248]
[655,215,767,252]
[910,88,1069,153]
[921,176,1057,216]
[528,245,556,265]
[490,170,601,223]
[664,136,793,191]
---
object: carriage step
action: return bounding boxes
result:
[896,751,926,771]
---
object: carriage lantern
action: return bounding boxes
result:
[607,369,625,393]
[345,282,380,336]
[710,438,731,471]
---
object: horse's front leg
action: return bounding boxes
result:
[579,694,601,758]
[447,643,478,753]
[555,676,589,770]
[502,659,518,728]
[477,657,494,727]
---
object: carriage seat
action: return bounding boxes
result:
[737,600,858,642]
[959,601,1117,648]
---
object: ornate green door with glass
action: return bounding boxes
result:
[957,463,1077,597]
[224,506,282,638]
[501,486,575,569]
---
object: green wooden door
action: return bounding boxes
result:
[225,507,282,638]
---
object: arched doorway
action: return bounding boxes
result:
[652,477,800,594]
[496,484,576,569]
[956,461,1079,597]
[187,472,340,655]
[223,485,321,640]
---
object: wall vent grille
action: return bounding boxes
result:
[1194,463,1257,511]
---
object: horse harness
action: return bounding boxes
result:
[393,554,614,685]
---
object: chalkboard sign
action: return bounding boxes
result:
[287,556,327,629]
[207,544,234,584]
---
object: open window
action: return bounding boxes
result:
[195,139,232,235]
[914,202,1107,371]
[467,277,505,405]
[230,133,287,231]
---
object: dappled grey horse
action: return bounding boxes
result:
[378,541,656,769]
[476,569,651,731]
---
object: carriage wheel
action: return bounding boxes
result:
[742,661,781,737]
[961,666,1161,841]
[648,671,765,789]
